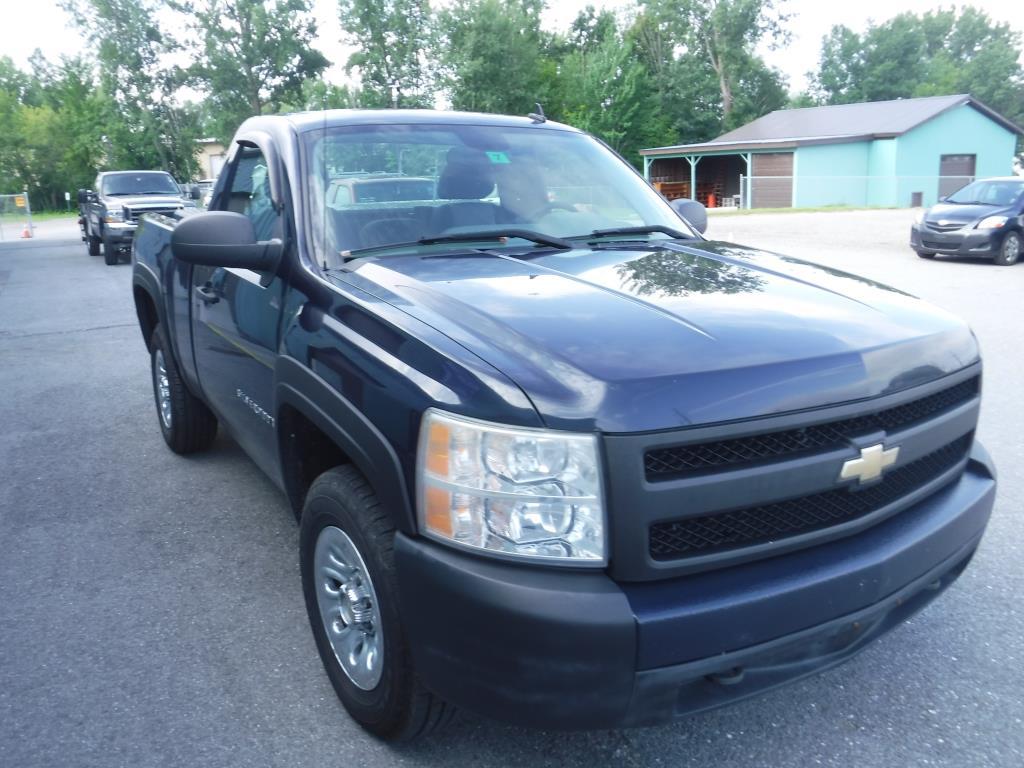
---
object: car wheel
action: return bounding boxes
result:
[103,234,118,265]
[916,250,936,259]
[87,225,100,256]
[994,231,1021,266]
[150,324,218,454]
[300,466,454,741]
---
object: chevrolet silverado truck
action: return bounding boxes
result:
[131,110,996,740]
[78,170,198,265]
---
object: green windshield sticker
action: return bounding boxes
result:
[486,151,511,164]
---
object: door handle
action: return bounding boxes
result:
[196,284,220,304]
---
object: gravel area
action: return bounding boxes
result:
[1,210,1021,767]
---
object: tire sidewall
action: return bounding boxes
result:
[300,481,410,732]
[150,330,176,445]
[997,231,1021,265]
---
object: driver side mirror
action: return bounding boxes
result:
[171,211,282,272]
[77,189,94,204]
[670,198,708,234]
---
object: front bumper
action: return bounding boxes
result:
[103,222,138,247]
[395,444,995,729]
[910,223,1000,257]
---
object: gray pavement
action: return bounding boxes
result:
[1,211,1022,767]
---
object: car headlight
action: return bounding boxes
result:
[104,208,124,223]
[417,409,606,565]
[977,216,1008,229]
[914,210,925,224]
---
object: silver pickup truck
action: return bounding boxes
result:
[77,171,199,265]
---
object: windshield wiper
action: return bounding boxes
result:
[341,228,572,262]
[419,229,572,249]
[575,225,692,241]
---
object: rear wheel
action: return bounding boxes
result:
[150,324,218,453]
[300,466,454,740]
[994,231,1021,266]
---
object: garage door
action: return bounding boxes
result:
[938,154,976,198]
[751,153,793,208]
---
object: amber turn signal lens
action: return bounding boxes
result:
[425,422,450,477]
[424,486,453,537]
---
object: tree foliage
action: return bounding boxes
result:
[184,0,329,143]
[337,0,434,108]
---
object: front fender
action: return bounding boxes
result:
[274,355,415,532]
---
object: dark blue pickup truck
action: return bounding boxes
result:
[131,110,996,740]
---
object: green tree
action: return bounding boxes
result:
[183,0,329,142]
[548,12,672,167]
[438,0,551,115]
[337,0,434,108]
[61,0,201,180]
[639,0,790,129]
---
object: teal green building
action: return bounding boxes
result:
[641,94,1022,209]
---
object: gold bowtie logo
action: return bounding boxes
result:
[840,444,900,484]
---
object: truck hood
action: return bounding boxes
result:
[336,242,978,432]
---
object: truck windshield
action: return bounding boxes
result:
[101,172,180,196]
[304,122,694,267]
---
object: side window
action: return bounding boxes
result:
[226,147,280,241]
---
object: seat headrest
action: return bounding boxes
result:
[437,147,495,200]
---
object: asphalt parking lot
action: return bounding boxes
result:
[1,209,1022,767]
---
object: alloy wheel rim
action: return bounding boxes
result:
[154,349,172,429]
[313,526,384,691]
[1005,234,1020,262]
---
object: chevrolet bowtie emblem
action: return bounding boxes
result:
[840,444,900,484]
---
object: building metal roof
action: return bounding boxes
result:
[641,94,1024,156]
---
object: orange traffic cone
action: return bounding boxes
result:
[21,224,32,238]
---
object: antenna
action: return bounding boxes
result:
[528,102,546,124]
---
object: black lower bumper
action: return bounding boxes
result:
[394,448,995,730]
[910,224,999,257]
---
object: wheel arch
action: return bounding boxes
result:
[275,355,415,533]
[132,277,162,352]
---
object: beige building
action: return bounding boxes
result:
[196,138,228,181]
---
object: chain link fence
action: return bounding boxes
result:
[0,193,34,240]
[735,175,978,209]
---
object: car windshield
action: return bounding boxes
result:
[304,122,694,267]
[101,172,180,196]
[945,179,1024,206]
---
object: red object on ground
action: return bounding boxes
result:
[707,194,717,208]
[21,224,31,238]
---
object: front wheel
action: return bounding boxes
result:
[103,234,118,265]
[87,224,100,256]
[150,325,217,453]
[994,231,1021,266]
[300,466,454,740]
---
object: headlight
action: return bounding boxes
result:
[977,216,1007,229]
[417,409,606,565]
[914,210,925,224]
[104,208,124,223]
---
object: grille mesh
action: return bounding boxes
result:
[648,434,972,560]
[644,376,978,480]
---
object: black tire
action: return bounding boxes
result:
[150,324,218,454]
[994,230,1021,266]
[916,250,935,259]
[300,466,454,741]
[103,234,119,265]
[87,229,100,256]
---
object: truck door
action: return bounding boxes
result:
[190,142,286,482]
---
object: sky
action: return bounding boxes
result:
[1,0,1022,95]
